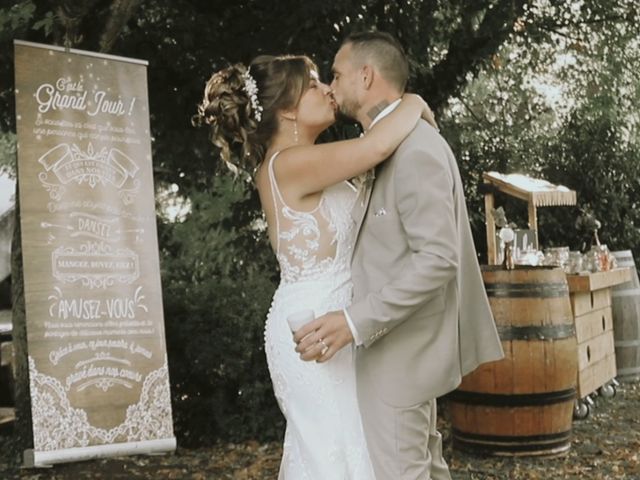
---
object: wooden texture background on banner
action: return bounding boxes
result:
[14,41,175,466]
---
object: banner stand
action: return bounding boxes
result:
[14,40,176,467]
[24,438,177,468]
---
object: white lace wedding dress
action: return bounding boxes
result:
[263,152,376,479]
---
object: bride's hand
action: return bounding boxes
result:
[404,93,439,130]
[294,311,354,363]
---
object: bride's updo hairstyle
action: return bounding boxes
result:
[193,55,316,175]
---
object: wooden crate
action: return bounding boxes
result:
[567,268,631,397]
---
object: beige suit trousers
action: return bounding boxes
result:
[358,373,452,480]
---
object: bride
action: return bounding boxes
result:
[194,54,435,479]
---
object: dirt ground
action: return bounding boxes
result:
[0,382,638,479]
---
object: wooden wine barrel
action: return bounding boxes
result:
[611,250,640,382]
[448,266,577,456]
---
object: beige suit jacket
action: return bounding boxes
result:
[347,120,504,407]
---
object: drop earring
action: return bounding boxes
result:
[293,118,299,144]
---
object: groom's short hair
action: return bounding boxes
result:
[342,31,409,93]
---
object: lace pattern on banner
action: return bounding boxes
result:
[29,356,174,451]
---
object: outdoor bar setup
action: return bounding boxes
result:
[448,171,636,457]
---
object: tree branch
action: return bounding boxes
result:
[457,95,486,125]
[54,0,102,47]
[417,0,527,111]
[99,0,143,53]
[533,24,584,43]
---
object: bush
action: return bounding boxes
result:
[158,175,283,446]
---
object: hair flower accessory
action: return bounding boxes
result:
[242,69,263,123]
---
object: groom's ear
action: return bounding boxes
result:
[361,65,374,90]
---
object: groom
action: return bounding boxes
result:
[294,31,504,479]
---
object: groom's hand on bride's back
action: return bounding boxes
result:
[293,311,354,363]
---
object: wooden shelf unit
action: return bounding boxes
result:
[566,268,631,398]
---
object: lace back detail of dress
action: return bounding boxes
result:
[267,152,357,284]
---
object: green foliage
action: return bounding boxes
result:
[441,0,640,262]
[31,10,55,37]
[0,131,16,177]
[159,176,282,444]
[539,104,640,256]
[0,1,35,39]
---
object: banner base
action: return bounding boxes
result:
[23,437,176,468]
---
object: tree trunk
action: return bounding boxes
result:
[10,180,32,457]
[100,0,143,53]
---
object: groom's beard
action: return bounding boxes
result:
[336,97,360,123]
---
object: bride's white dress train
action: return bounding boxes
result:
[263,152,375,479]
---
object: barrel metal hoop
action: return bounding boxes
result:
[448,388,576,407]
[485,283,569,298]
[615,340,640,347]
[452,428,571,444]
[497,324,576,341]
[452,430,571,453]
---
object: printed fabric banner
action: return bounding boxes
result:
[13,40,175,467]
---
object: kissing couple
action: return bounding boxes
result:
[194,30,503,480]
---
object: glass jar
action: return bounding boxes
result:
[567,251,584,274]
[544,247,570,269]
[585,246,601,272]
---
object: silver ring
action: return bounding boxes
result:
[319,339,329,355]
